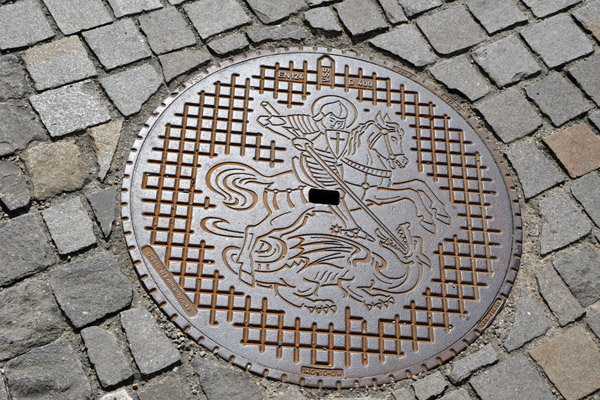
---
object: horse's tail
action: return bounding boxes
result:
[206,162,276,210]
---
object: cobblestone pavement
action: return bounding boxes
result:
[0,0,599,399]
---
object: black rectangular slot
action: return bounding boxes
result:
[308,188,340,205]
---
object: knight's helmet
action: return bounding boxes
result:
[313,100,350,129]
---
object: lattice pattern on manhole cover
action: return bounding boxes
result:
[122,48,521,388]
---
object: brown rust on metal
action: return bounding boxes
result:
[121,48,521,388]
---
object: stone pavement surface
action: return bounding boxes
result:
[0,0,599,399]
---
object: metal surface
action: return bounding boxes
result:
[122,48,522,388]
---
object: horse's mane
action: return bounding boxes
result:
[346,115,399,156]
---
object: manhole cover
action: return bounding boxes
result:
[122,48,521,388]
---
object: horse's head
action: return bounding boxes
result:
[370,112,408,170]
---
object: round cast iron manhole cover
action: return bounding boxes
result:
[122,48,521,388]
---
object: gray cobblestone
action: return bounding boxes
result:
[417,4,487,55]
[335,0,388,38]
[466,0,526,34]
[159,48,211,82]
[590,111,600,131]
[536,265,585,326]
[82,326,133,388]
[477,89,542,144]
[305,7,342,33]
[0,213,55,287]
[525,72,592,127]
[87,186,117,237]
[247,23,307,44]
[0,372,6,400]
[5,339,92,400]
[208,33,249,56]
[554,245,600,307]
[107,0,162,18]
[22,36,97,91]
[100,64,163,116]
[571,172,600,227]
[83,19,152,70]
[89,119,123,180]
[430,55,490,101]
[272,386,307,400]
[412,372,448,400]
[369,25,435,67]
[377,0,407,24]
[0,55,29,101]
[139,7,196,55]
[539,193,592,255]
[43,197,96,254]
[572,0,600,41]
[447,344,498,384]
[392,388,416,400]
[121,308,181,376]
[246,0,308,24]
[440,389,472,400]
[42,0,112,35]
[138,375,188,400]
[521,14,593,69]
[0,278,64,361]
[521,0,582,18]
[471,356,553,400]
[0,102,46,156]
[588,312,600,339]
[100,389,134,400]
[398,0,442,17]
[29,81,111,137]
[307,0,335,5]
[22,140,89,199]
[472,35,540,88]
[192,356,266,400]
[0,161,29,212]
[503,289,550,352]
[0,0,55,50]
[184,0,251,40]
[506,142,565,199]
[569,55,600,106]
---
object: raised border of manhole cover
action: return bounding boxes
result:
[121,47,522,388]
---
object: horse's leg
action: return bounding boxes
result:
[393,180,450,224]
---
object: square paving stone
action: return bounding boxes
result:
[22,140,88,199]
[305,7,343,33]
[0,161,30,212]
[477,89,542,144]
[29,80,111,137]
[572,0,600,41]
[539,193,592,255]
[184,0,251,40]
[521,14,593,68]
[208,33,249,56]
[87,186,118,237]
[139,7,196,55]
[398,0,442,17]
[412,371,448,400]
[50,253,132,328]
[553,245,600,307]
[248,23,306,44]
[4,339,92,400]
[107,0,162,18]
[543,123,600,177]
[0,102,46,157]
[590,111,600,130]
[22,36,97,91]
[430,55,490,101]
[571,172,600,227]
[121,308,181,376]
[447,344,498,384]
[83,19,152,70]
[89,119,123,180]
[0,213,55,287]
[42,0,112,35]
[503,289,550,352]
[536,265,584,326]
[100,64,163,116]
[192,356,266,400]
[246,0,308,24]
[0,0,55,50]
[0,278,64,361]
[521,0,582,18]
[588,312,600,339]
[369,25,436,68]
[0,55,29,101]
[525,72,592,127]
[100,389,134,400]
[507,141,565,199]
[392,388,416,400]
[530,326,600,400]
[472,35,540,88]
[417,5,487,55]
[377,0,407,24]
[569,55,600,106]
[137,375,188,400]
[42,197,97,254]
[465,0,527,34]
[469,353,554,400]
[335,0,388,37]
[159,48,211,82]
[439,390,471,400]
[81,326,133,387]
